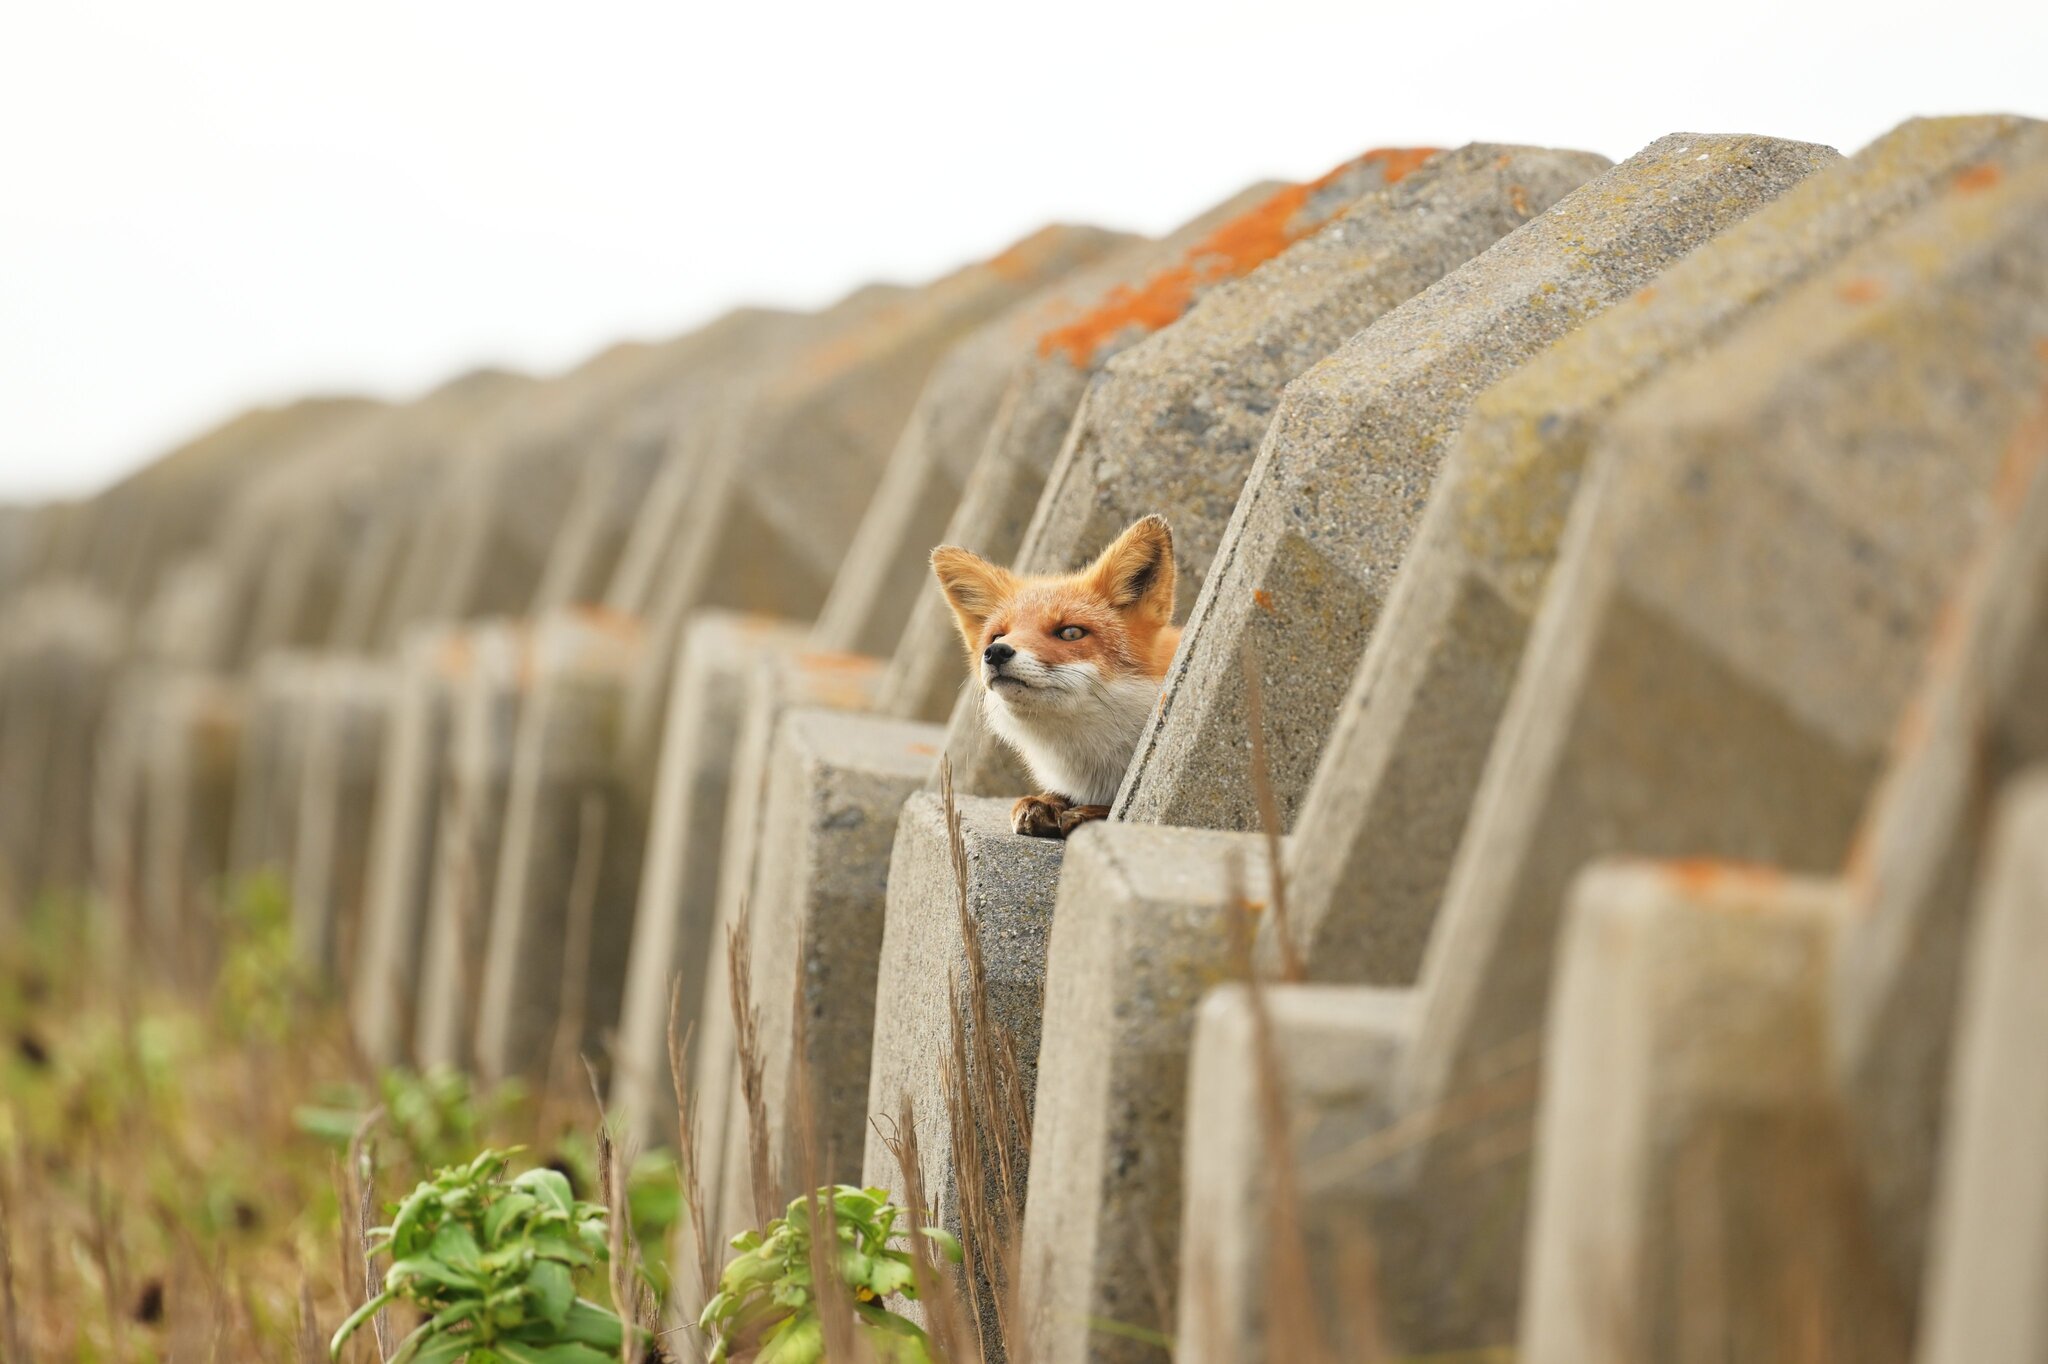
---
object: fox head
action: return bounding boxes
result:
[929,516,1180,807]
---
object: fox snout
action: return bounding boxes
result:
[982,640,1016,678]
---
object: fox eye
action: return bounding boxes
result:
[1056,625,1086,641]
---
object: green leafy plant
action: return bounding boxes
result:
[296,1064,527,1175]
[331,1148,649,1363]
[698,1185,962,1364]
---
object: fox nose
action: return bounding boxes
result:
[984,641,1015,668]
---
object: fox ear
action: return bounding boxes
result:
[1087,515,1176,620]
[931,545,1017,646]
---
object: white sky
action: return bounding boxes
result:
[2,0,2042,500]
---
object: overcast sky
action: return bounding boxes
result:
[3,0,2042,500]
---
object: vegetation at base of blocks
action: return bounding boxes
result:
[698,1185,963,1364]
[297,1063,530,1182]
[330,1147,653,1364]
[217,870,308,1041]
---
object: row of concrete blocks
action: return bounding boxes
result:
[4,113,2044,1361]
[650,114,2048,1364]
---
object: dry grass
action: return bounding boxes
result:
[0,873,668,1363]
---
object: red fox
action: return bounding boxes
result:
[930,515,1180,839]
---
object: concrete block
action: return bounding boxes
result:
[943,142,1616,793]
[1386,140,2048,1351]
[377,340,676,638]
[1014,822,1267,1364]
[532,310,804,616]
[705,709,939,1218]
[1173,984,1412,1364]
[872,181,1283,724]
[0,584,122,918]
[1826,306,2048,1301]
[617,283,909,765]
[610,611,813,1145]
[475,610,645,1082]
[1521,862,1906,1364]
[350,628,466,1066]
[642,227,1121,689]
[72,396,379,618]
[808,228,1144,658]
[221,369,530,667]
[859,793,1063,1316]
[290,660,396,982]
[1283,117,2040,984]
[227,653,323,884]
[1918,774,2048,1364]
[413,623,529,1071]
[678,649,885,1251]
[135,673,242,982]
[1119,132,1840,832]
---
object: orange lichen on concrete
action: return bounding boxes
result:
[1838,276,1886,305]
[437,633,475,680]
[1954,162,2004,194]
[1035,147,1441,366]
[573,604,644,641]
[1656,857,1786,900]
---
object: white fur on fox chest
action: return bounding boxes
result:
[980,659,1159,806]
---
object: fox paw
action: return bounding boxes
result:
[1012,793,1071,839]
[1057,803,1111,835]
[1011,795,1111,839]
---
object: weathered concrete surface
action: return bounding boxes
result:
[682,649,885,1264]
[1382,145,2048,1352]
[531,309,804,616]
[134,558,234,672]
[807,229,1147,657]
[1918,774,2048,1364]
[1520,863,1905,1364]
[617,284,909,766]
[708,709,939,1212]
[290,660,396,983]
[1173,983,1412,1364]
[1118,132,1841,832]
[872,181,1284,724]
[1282,116,2038,985]
[218,368,531,668]
[474,611,644,1082]
[860,792,1063,1329]
[1827,325,2048,1307]
[1015,822,1268,1364]
[0,584,122,921]
[134,673,242,982]
[375,339,676,640]
[62,397,380,618]
[350,628,465,1066]
[646,228,1122,661]
[413,623,528,1071]
[611,611,812,1146]
[938,143,1614,793]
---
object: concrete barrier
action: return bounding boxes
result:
[1283,114,2042,986]
[942,142,1615,794]
[1917,774,2048,1364]
[1118,132,1839,833]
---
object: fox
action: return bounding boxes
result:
[930,515,1180,839]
